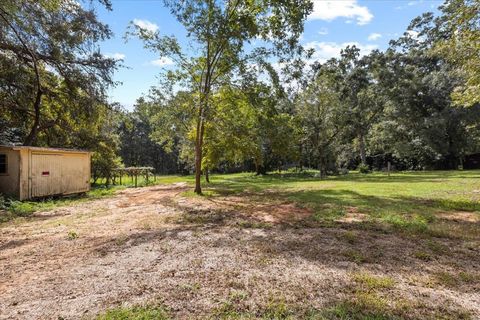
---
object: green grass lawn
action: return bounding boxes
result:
[197,170,480,238]
[2,170,479,238]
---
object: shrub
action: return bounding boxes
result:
[357,163,370,174]
[0,195,6,210]
[67,231,79,240]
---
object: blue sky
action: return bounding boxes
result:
[96,0,443,109]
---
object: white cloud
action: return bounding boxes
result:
[367,33,382,41]
[150,57,174,67]
[305,41,378,63]
[318,27,328,35]
[103,53,125,60]
[408,1,422,6]
[406,30,419,40]
[133,19,159,33]
[309,0,373,25]
[110,53,126,60]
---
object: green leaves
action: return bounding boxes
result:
[0,0,118,145]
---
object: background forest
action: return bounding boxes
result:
[1,0,479,188]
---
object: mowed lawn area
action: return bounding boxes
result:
[0,170,479,319]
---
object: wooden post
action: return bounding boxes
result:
[146,170,149,183]
[135,174,137,188]
[387,161,391,177]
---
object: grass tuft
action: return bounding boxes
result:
[96,305,169,320]
[351,272,395,291]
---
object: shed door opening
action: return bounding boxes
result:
[31,153,63,198]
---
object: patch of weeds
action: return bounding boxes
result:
[432,271,480,288]
[351,272,395,291]
[0,187,122,225]
[438,198,480,212]
[213,300,251,319]
[96,305,170,320]
[341,231,358,244]
[0,199,43,223]
[140,221,152,230]
[413,251,432,261]
[423,224,455,239]
[381,214,429,234]
[227,280,246,290]
[115,235,128,246]
[313,206,346,222]
[257,256,271,266]
[174,208,227,225]
[461,241,478,252]
[181,189,219,198]
[458,271,480,283]
[179,282,201,293]
[426,240,449,254]
[212,296,295,320]
[88,186,123,199]
[229,290,249,302]
[262,297,293,319]
[343,249,369,264]
[67,230,78,240]
[237,220,273,229]
[7,200,38,215]
[322,294,395,320]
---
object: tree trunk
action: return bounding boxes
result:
[23,88,42,146]
[359,133,367,165]
[205,168,210,183]
[257,165,267,175]
[194,112,205,194]
[319,161,327,179]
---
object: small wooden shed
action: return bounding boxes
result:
[0,146,91,200]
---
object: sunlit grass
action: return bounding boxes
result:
[201,170,480,238]
[2,170,479,235]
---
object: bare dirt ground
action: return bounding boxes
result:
[0,184,479,319]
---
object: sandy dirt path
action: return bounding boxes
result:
[0,184,478,319]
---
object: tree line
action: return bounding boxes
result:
[1,0,479,193]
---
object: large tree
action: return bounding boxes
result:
[431,0,480,107]
[296,65,345,178]
[132,0,312,194]
[0,0,118,145]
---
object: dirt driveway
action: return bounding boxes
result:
[0,184,478,319]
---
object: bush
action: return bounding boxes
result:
[0,194,6,210]
[357,163,370,174]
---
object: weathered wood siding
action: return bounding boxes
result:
[28,150,91,199]
[0,148,20,198]
[0,146,91,200]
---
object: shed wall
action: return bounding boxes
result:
[19,149,29,200]
[0,147,91,200]
[28,150,90,199]
[0,148,20,198]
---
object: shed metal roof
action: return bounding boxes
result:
[0,145,90,154]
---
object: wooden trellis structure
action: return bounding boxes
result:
[112,167,155,187]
